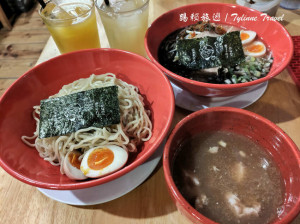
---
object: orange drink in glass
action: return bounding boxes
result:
[39,0,100,54]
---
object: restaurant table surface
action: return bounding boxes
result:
[0,0,300,223]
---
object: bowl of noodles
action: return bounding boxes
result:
[145,3,293,97]
[0,48,175,190]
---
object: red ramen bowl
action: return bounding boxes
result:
[145,3,293,97]
[163,107,300,224]
[0,48,174,190]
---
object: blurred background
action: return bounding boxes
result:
[0,0,49,89]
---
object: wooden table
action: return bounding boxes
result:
[1,1,299,223]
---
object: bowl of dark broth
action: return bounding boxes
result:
[145,3,293,97]
[163,107,300,224]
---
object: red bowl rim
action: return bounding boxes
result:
[163,107,300,224]
[0,48,175,190]
[145,2,294,90]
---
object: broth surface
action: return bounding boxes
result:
[173,131,284,224]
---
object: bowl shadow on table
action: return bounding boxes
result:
[278,9,300,31]
[175,77,300,123]
[71,162,177,219]
[246,78,300,123]
[291,214,300,224]
[173,78,300,124]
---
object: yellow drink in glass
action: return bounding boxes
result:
[40,0,100,54]
[96,0,149,56]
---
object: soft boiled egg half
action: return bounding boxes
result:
[80,145,128,178]
[63,150,87,180]
[240,30,256,45]
[243,41,266,57]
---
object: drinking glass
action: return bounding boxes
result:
[39,0,100,54]
[95,0,149,56]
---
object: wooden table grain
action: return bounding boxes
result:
[0,1,299,224]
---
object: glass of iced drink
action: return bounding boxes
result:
[95,0,149,56]
[39,0,100,54]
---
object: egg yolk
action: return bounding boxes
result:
[88,148,114,170]
[68,152,81,169]
[245,44,264,53]
[240,32,250,41]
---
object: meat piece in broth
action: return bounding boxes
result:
[231,162,246,183]
[225,192,261,218]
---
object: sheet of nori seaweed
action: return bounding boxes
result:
[176,31,244,69]
[39,86,120,139]
[217,31,245,67]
